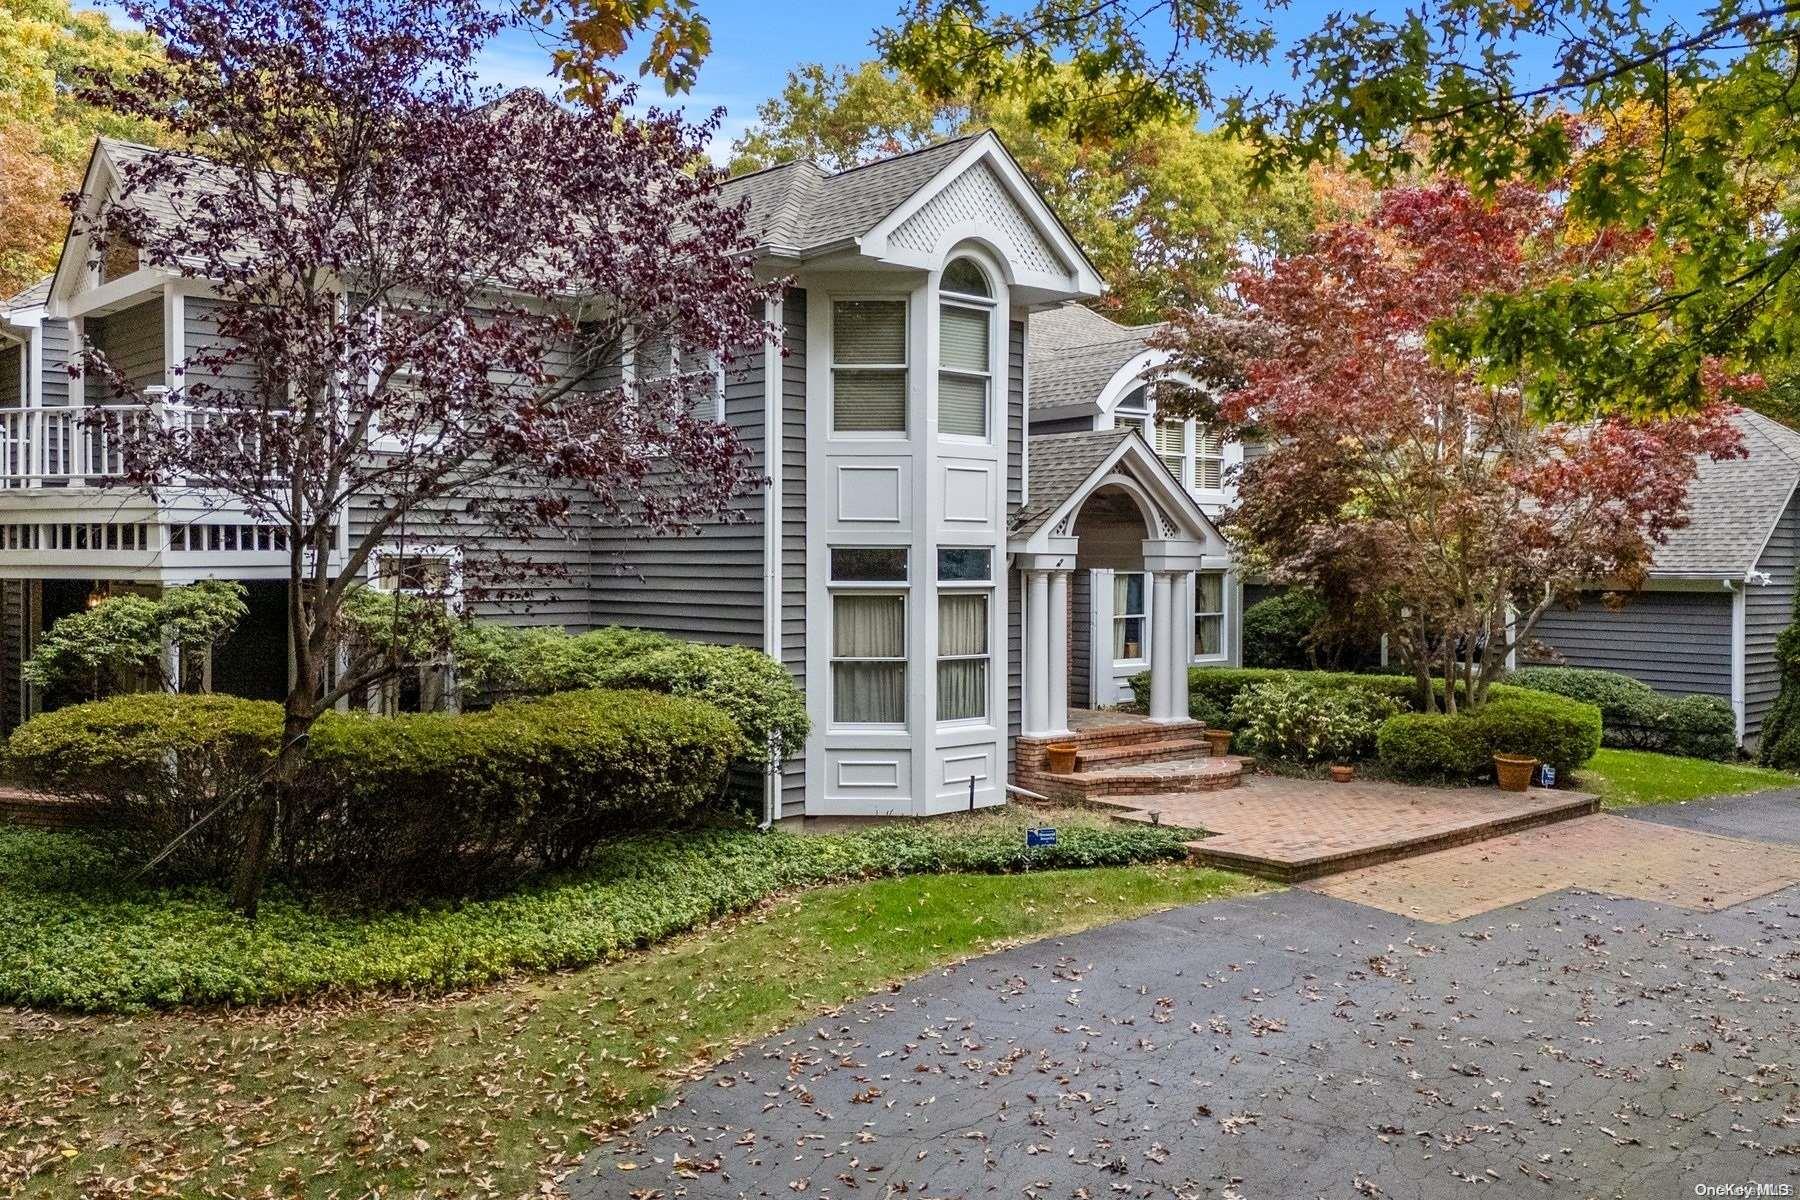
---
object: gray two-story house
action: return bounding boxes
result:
[2,130,1243,822]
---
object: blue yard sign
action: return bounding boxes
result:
[1025,827,1058,849]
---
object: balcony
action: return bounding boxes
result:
[0,403,252,489]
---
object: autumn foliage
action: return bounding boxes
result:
[1165,182,1746,711]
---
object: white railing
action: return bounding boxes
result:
[0,404,252,488]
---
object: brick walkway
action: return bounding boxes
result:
[1306,812,1800,921]
[1094,773,1597,880]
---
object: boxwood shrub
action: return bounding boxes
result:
[4,688,741,898]
[1376,691,1602,783]
[1507,666,1736,761]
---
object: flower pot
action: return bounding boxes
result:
[1045,743,1079,774]
[1329,763,1355,784]
[1205,728,1234,756]
[1493,753,1540,792]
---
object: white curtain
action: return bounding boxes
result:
[1113,572,1146,660]
[834,593,905,722]
[936,592,989,721]
[1194,571,1224,656]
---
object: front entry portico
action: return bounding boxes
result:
[1009,429,1230,744]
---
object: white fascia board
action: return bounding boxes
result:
[1011,434,1226,556]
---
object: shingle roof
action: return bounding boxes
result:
[1027,303,1164,413]
[1012,427,1136,537]
[1654,408,1800,578]
[721,135,980,255]
[2,276,51,312]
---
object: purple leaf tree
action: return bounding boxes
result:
[73,0,773,914]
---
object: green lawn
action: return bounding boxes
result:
[1575,747,1800,808]
[0,863,1262,1199]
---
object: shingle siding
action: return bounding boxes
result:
[779,288,808,819]
[1746,495,1799,740]
[1531,589,1735,702]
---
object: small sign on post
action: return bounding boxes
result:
[1025,827,1058,849]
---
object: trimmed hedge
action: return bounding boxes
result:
[1376,691,1602,782]
[4,689,741,898]
[1507,666,1736,760]
[1242,591,1328,669]
[0,820,1194,1011]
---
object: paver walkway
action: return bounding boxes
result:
[1307,811,1800,921]
[1094,774,1597,880]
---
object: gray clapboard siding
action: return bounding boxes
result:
[0,579,22,736]
[0,343,20,408]
[88,300,163,398]
[1746,494,1800,739]
[182,297,259,399]
[779,289,808,819]
[1530,589,1735,700]
[1006,319,1024,771]
[38,319,70,407]
[1069,569,1091,707]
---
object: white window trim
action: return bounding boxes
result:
[936,267,995,443]
[829,296,910,438]
[934,547,995,727]
[1112,569,1149,666]
[1192,569,1229,664]
[368,543,465,613]
[828,546,911,730]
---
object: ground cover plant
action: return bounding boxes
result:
[0,812,1199,1012]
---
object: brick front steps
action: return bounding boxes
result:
[1015,718,1246,803]
[1086,777,1601,883]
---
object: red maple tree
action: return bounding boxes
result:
[1161,181,1747,711]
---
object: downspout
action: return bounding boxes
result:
[759,295,784,830]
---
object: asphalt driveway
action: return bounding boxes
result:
[570,794,1800,1200]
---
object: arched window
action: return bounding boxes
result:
[938,256,994,438]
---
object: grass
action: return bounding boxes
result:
[0,862,1263,1199]
[1575,747,1800,808]
[0,807,1196,1012]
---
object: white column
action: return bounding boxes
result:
[1046,568,1071,736]
[1149,570,1178,722]
[1024,569,1051,735]
[1170,573,1191,723]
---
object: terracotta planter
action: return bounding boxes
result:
[1205,728,1234,756]
[1493,753,1540,792]
[1329,763,1355,784]
[1045,743,1079,774]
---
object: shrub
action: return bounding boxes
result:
[1242,591,1327,669]
[4,689,742,897]
[452,625,806,769]
[1229,677,1401,764]
[1508,666,1737,760]
[1376,713,1492,780]
[23,581,248,703]
[1131,666,1418,727]
[3,692,282,877]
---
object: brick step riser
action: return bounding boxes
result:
[1075,741,1214,770]
[1040,773,1242,801]
[1017,721,1207,752]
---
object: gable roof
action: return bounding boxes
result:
[1013,427,1136,538]
[1654,408,1800,579]
[1011,427,1228,556]
[1027,303,1165,414]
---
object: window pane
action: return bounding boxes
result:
[1195,571,1224,613]
[1114,616,1145,660]
[939,305,989,372]
[1195,614,1223,657]
[834,300,906,365]
[835,662,905,723]
[937,547,992,581]
[834,369,906,431]
[938,372,987,437]
[834,593,904,657]
[938,592,988,656]
[830,547,908,582]
[942,257,990,297]
[1155,419,1184,473]
[1114,572,1145,616]
[937,659,987,721]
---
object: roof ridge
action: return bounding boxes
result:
[1737,407,1800,471]
[824,131,980,180]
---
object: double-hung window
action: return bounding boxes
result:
[1113,571,1147,662]
[935,547,992,722]
[832,300,908,433]
[830,547,908,724]
[1193,424,1225,490]
[1155,417,1185,477]
[938,257,993,439]
[1194,571,1227,659]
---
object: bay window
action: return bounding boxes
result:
[830,547,908,724]
[935,546,993,723]
[938,257,992,439]
[832,300,908,433]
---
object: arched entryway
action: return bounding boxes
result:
[1071,486,1150,707]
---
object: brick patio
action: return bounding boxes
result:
[1305,813,1800,921]
[1086,773,1599,882]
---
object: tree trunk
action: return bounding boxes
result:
[229,701,311,918]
